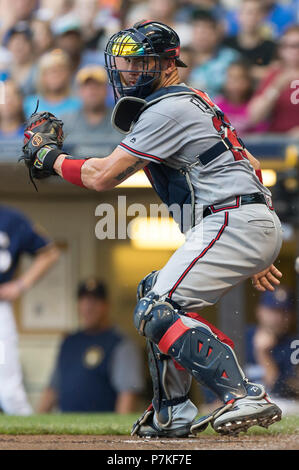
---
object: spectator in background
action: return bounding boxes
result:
[176,0,228,27]
[245,287,299,414]
[214,61,267,135]
[0,205,60,415]
[124,2,150,29]
[8,0,38,22]
[62,66,121,157]
[0,80,25,140]
[52,15,84,73]
[261,0,296,39]
[38,278,144,414]
[74,0,108,55]
[224,0,277,81]
[74,0,120,49]
[189,12,240,98]
[4,22,37,96]
[53,14,102,71]
[248,25,299,135]
[38,0,75,21]
[31,19,55,57]
[0,0,38,38]
[24,49,81,118]
[147,0,192,47]
[225,0,296,38]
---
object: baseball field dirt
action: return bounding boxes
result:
[0,433,298,450]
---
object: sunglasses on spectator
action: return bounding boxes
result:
[280,42,299,49]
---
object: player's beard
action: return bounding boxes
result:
[120,69,160,93]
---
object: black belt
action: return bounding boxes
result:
[203,192,269,219]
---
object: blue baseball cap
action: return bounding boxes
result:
[259,287,294,312]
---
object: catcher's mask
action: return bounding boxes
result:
[104,20,187,102]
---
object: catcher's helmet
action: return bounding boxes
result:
[104,20,187,102]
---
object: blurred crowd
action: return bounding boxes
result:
[0,0,298,155]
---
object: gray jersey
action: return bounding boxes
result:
[119,85,271,221]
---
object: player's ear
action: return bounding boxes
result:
[163,59,176,75]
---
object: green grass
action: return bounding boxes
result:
[0,413,298,436]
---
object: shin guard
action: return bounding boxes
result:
[158,317,247,403]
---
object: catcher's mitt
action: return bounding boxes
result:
[20,109,65,188]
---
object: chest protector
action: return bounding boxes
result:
[112,86,247,232]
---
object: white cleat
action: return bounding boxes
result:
[212,383,282,436]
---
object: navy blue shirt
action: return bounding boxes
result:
[0,206,50,283]
[51,328,143,412]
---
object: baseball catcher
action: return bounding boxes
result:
[20,21,283,437]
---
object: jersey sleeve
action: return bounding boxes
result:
[110,337,145,394]
[119,110,186,164]
[19,216,51,255]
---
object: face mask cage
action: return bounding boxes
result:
[104,29,162,102]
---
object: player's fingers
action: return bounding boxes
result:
[254,284,266,292]
[252,278,265,292]
[260,276,275,291]
[266,271,281,285]
[270,265,282,278]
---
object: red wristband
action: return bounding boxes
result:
[61,158,88,187]
[255,169,263,184]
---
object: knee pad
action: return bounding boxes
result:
[133,293,180,343]
[136,270,159,301]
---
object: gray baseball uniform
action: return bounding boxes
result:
[119,84,282,311]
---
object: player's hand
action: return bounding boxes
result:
[0,280,25,301]
[251,264,282,292]
[20,110,65,186]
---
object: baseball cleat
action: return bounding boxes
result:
[134,420,192,438]
[131,404,192,438]
[212,391,282,436]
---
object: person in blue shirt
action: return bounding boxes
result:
[189,11,240,98]
[38,278,144,413]
[0,205,60,415]
[226,0,296,38]
[245,287,298,401]
[24,49,81,118]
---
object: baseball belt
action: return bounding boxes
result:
[203,192,271,219]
